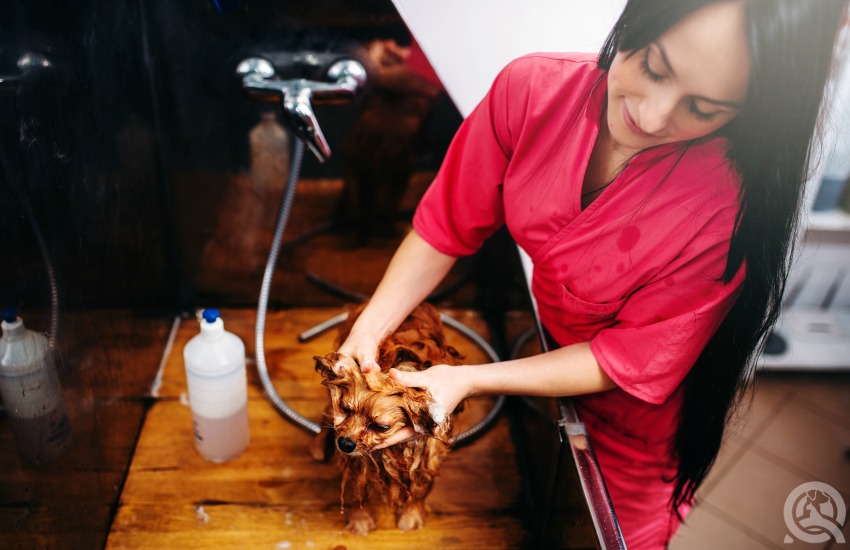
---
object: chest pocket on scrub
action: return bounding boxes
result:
[558,284,626,331]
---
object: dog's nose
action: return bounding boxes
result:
[336,436,357,454]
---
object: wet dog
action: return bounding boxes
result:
[311,303,463,534]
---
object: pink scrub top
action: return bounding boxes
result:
[413,52,745,547]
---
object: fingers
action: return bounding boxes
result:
[388,367,414,386]
[389,367,432,389]
[373,426,416,449]
[360,359,380,373]
[337,339,379,373]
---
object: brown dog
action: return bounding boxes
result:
[311,303,463,534]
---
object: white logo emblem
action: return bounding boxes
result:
[784,482,846,544]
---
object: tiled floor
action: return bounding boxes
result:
[670,371,850,550]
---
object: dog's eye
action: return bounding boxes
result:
[339,403,352,414]
[372,423,391,433]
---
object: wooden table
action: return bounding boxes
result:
[106,308,532,549]
[0,310,173,550]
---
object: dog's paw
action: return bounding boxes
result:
[397,505,425,531]
[345,508,376,535]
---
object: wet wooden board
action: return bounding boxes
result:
[108,307,532,549]
[0,311,173,550]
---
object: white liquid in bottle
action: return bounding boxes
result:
[192,403,250,463]
[183,309,249,462]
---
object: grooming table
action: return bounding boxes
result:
[106,308,531,549]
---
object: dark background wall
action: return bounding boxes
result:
[0,2,480,547]
[1,0,172,310]
[1,0,466,314]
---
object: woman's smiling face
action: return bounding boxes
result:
[606,1,751,152]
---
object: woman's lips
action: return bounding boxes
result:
[623,103,654,138]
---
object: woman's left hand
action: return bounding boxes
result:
[373,364,473,449]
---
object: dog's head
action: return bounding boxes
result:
[313,352,450,456]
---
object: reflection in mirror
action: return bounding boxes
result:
[1,0,538,547]
[158,1,466,308]
[0,310,72,465]
[337,36,442,246]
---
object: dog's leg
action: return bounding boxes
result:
[397,502,427,531]
[346,507,377,535]
[343,459,377,535]
[395,478,429,531]
[395,440,449,531]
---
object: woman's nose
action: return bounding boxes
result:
[639,94,677,135]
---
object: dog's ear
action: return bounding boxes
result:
[314,353,345,380]
[314,352,360,381]
[402,388,452,443]
[313,355,337,380]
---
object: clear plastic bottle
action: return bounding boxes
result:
[0,308,72,464]
[183,309,249,462]
[249,110,289,195]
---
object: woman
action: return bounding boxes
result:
[336,0,849,547]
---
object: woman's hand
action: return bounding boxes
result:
[373,364,474,450]
[337,328,382,373]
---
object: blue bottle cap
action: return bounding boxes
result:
[202,309,220,324]
[1,308,18,323]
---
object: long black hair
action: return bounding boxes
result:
[598,0,848,515]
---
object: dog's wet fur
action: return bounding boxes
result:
[311,303,463,534]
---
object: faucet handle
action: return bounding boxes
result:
[235,54,367,162]
[235,56,275,80]
[327,59,366,94]
[236,56,281,104]
[0,52,54,91]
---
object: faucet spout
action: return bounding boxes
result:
[284,86,331,162]
[236,56,366,163]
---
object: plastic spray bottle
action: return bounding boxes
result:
[0,308,72,464]
[183,309,249,462]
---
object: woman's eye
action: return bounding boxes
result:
[639,48,665,82]
[688,99,719,122]
[372,423,391,433]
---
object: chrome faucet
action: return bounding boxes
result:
[0,52,53,88]
[236,55,367,162]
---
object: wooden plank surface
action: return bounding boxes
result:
[108,307,532,549]
[0,310,173,550]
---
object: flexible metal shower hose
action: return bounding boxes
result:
[254,138,505,445]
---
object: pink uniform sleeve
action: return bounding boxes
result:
[590,216,746,405]
[413,60,526,256]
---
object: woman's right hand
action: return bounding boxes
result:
[337,328,382,373]
[335,230,458,374]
